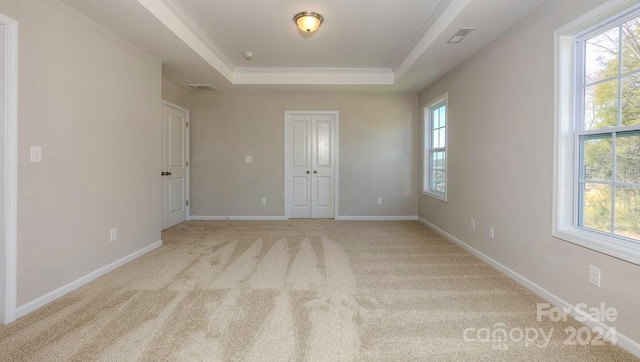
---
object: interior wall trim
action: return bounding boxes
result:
[0,12,18,325]
[189,216,287,221]
[418,217,640,358]
[336,216,418,221]
[16,240,163,319]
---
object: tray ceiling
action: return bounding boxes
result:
[60,0,546,93]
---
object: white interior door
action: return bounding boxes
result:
[289,114,312,218]
[311,114,335,218]
[286,112,337,219]
[162,103,188,230]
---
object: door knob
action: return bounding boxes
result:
[306,171,310,174]
[161,172,166,176]
[168,172,172,176]
[313,170,318,174]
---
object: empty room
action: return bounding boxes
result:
[0,0,639,360]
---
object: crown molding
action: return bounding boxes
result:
[392,0,452,75]
[136,0,235,81]
[233,68,394,85]
[393,0,472,81]
[161,0,234,68]
[136,0,466,86]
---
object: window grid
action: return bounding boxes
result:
[576,14,640,243]
[424,98,447,199]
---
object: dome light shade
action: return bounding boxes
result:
[294,11,324,33]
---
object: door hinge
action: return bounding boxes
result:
[186,161,189,167]
[186,122,189,127]
[186,200,189,206]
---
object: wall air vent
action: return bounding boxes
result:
[447,27,475,44]
[188,84,218,92]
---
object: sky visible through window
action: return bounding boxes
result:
[430,104,446,194]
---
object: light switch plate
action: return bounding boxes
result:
[30,146,42,163]
[589,265,601,287]
[245,156,253,163]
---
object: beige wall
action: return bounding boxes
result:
[162,78,191,110]
[419,0,640,342]
[190,92,418,217]
[0,0,162,305]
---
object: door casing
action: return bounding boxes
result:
[284,111,339,219]
[0,13,17,325]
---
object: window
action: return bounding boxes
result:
[423,94,447,201]
[555,2,640,264]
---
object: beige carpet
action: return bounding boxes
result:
[0,220,636,361]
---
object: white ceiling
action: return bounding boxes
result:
[60,0,546,94]
[175,0,441,69]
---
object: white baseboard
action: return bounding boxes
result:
[189,216,286,221]
[335,216,418,221]
[16,240,163,319]
[190,216,418,222]
[417,217,640,358]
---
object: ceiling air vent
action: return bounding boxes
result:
[189,84,218,92]
[447,27,475,44]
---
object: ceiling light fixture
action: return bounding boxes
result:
[294,11,324,33]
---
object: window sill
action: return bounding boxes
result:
[552,227,640,266]
[422,191,447,202]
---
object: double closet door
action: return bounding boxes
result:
[286,112,337,219]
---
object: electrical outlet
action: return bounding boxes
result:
[261,197,266,205]
[589,265,601,287]
[471,219,476,230]
[377,198,382,205]
[110,228,118,242]
[489,226,495,239]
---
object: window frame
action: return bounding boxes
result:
[554,0,640,265]
[423,93,448,201]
